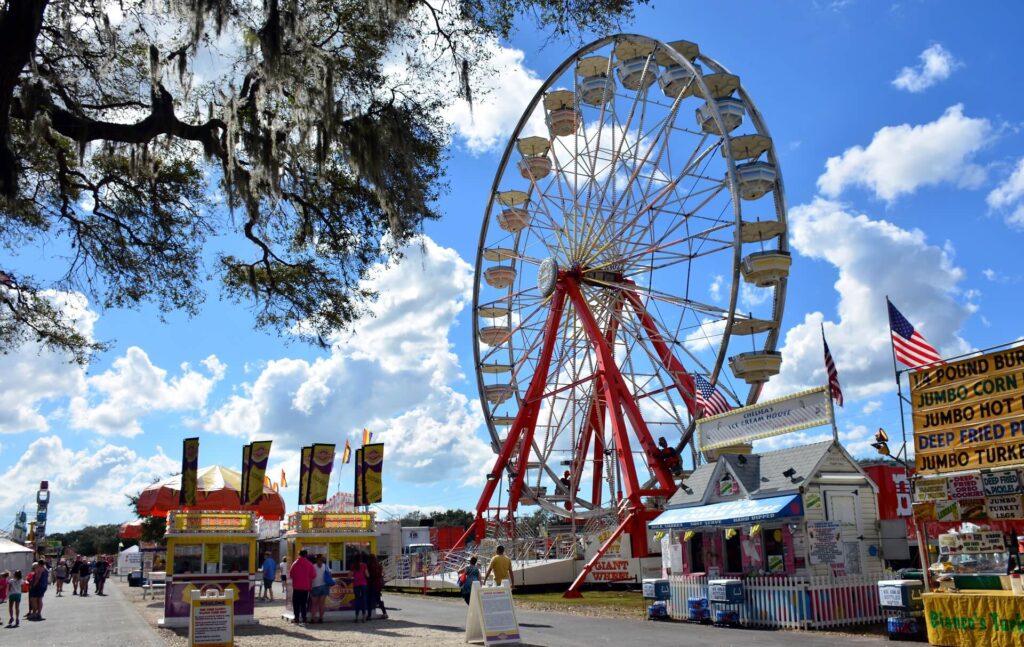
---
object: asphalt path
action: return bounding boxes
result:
[388,594,889,647]
[3,577,163,646]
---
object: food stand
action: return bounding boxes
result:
[160,511,258,628]
[282,511,377,621]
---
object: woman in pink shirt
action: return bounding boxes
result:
[288,550,316,624]
[350,554,369,622]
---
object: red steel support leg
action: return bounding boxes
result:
[467,283,567,542]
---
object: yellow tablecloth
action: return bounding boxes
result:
[923,590,1024,647]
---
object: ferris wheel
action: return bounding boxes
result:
[469,35,790,564]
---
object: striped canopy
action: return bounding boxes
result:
[135,465,286,520]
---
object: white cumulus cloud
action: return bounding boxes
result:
[763,198,973,402]
[987,158,1024,228]
[892,44,961,93]
[817,104,990,202]
[205,236,493,487]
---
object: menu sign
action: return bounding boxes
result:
[982,469,1024,496]
[986,494,1024,519]
[915,478,949,502]
[808,521,843,565]
[947,474,985,500]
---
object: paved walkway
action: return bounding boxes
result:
[389,595,888,647]
[3,578,163,646]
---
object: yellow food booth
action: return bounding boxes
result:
[160,510,258,628]
[282,511,377,621]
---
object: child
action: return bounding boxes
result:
[7,570,22,628]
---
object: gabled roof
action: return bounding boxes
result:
[665,440,837,509]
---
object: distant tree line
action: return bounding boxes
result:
[48,523,125,556]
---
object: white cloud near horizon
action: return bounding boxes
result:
[987,158,1024,228]
[892,44,960,93]
[817,104,990,202]
[763,198,973,403]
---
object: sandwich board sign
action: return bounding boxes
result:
[465,580,521,645]
[189,588,234,647]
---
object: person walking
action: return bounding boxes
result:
[77,557,91,596]
[7,570,22,627]
[288,550,315,624]
[279,557,288,596]
[93,555,109,595]
[485,545,514,587]
[260,552,277,602]
[53,560,68,597]
[459,556,481,604]
[309,555,328,623]
[70,557,80,595]
[27,561,48,621]
[350,553,369,623]
[366,553,388,619]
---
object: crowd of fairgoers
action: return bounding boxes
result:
[2,555,112,627]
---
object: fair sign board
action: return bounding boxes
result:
[465,581,521,645]
[189,588,234,647]
[698,387,833,451]
[910,347,1024,474]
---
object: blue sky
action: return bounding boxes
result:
[3,1,1024,532]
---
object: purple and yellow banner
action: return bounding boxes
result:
[180,437,200,506]
[245,441,273,505]
[241,443,252,504]
[298,446,313,506]
[307,443,336,505]
[362,443,384,504]
[354,447,365,507]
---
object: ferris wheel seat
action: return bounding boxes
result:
[578,74,616,106]
[617,57,659,91]
[480,362,513,374]
[484,384,516,404]
[729,350,782,384]
[484,265,517,289]
[727,134,773,161]
[738,219,786,243]
[729,317,777,336]
[518,155,552,180]
[497,207,531,232]
[693,72,740,100]
[546,108,580,137]
[491,416,516,426]
[656,40,700,65]
[479,325,512,346]
[659,63,700,98]
[740,250,791,286]
[697,98,745,134]
[736,161,777,200]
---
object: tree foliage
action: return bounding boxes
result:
[48,523,122,555]
[0,0,647,362]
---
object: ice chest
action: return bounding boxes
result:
[877,579,924,611]
[642,578,671,600]
[708,579,743,604]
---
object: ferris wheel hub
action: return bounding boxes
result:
[537,257,559,297]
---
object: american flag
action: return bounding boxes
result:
[822,328,843,407]
[695,374,732,417]
[887,299,943,370]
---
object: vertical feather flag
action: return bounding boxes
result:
[240,444,252,504]
[342,439,352,464]
[362,428,372,446]
[298,446,312,505]
[362,443,384,504]
[306,443,336,505]
[180,437,200,506]
[354,447,365,507]
[245,441,273,505]
[280,469,287,488]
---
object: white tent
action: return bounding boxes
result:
[117,543,141,574]
[0,538,33,575]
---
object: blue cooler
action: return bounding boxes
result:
[714,609,740,626]
[708,579,744,604]
[878,580,924,612]
[642,578,671,601]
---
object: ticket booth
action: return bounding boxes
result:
[283,511,377,621]
[160,511,258,628]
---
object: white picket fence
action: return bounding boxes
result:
[668,574,886,630]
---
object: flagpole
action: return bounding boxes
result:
[887,297,933,590]
[822,322,839,442]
